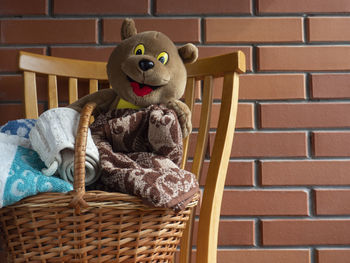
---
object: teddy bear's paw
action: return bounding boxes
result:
[167,100,192,138]
[180,118,192,139]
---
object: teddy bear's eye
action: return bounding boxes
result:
[134,44,145,55]
[157,52,169,64]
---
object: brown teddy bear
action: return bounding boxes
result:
[69,18,198,138]
[69,19,200,210]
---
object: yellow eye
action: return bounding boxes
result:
[134,44,145,55]
[157,52,169,64]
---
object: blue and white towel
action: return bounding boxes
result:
[0,132,72,208]
[0,119,36,139]
[1,108,100,188]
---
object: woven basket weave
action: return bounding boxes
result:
[0,102,198,263]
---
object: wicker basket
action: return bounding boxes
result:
[0,102,198,263]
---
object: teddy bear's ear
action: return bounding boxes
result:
[178,43,198,64]
[121,18,137,40]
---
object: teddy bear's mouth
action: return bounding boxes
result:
[127,76,161,97]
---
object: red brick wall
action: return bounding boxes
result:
[1,0,350,262]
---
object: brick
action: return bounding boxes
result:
[175,249,310,263]
[54,0,149,15]
[317,249,350,263]
[192,220,255,246]
[211,78,230,100]
[192,103,254,129]
[213,73,305,100]
[0,104,24,124]
[205,18,303,43]
[217,249,310,263]
[0,0,47,15]
[155,0,251,15]
[227,132,307,158]
[309,17,350,42]
[0,48,46,72]
[198,46,252,71]
[312,132,350,157]
[236,103,254,129]
[190,160,254,186]
[181,80,201,101]
[221,190,308,216]
[0,75,24,101]
[0,103,47,124]
[0,250,7,263]
[217,220,254,246]
[103,19,200,44]
[224,161,254,186]
[51,47,114,62]
[311,74,350,99]
[258,46,350,71]
[240,74,306,100]
[261,160,350,186]
[1,19,97,44]
[186,132,199,158]
[258,0,350,13]
[315,190,350,215]
[262,219,350,245]
[260,103,350,128]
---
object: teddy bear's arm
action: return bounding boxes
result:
[68,88,118,115]
[167,99,192,138]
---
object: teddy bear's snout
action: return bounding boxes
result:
[139,59,154,71]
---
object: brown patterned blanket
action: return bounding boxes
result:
[90,104,199,211]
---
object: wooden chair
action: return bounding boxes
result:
[18,50,246,263]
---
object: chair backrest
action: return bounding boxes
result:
[19,51,109,119]
[19,50,246,263]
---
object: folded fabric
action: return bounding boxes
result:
[29,107,100,186]
[0,119,36,139]
[90,104,199,212]
[0,133,72,208]
[58,149,101,186]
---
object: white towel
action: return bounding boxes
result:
[29,108,100,186]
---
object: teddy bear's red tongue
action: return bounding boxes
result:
[130,81,153,97]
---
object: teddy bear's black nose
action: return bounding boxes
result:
[139,59,154,71]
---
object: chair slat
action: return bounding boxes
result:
[181,77,196,170]
[192,76,213,178]
[69,78,78,104]
[179,76,197,263]
[23,71,39,119]
[180,76,214,263]
[89,79,98,94]
[48,75,58,109]
[196,72,239,263]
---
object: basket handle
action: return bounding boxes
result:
[69,101,97,213]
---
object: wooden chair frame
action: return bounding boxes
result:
[18,50,246,263]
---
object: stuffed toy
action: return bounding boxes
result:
[69,18,198,138]
[69,18,199,211]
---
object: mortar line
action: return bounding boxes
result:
[48,0,53,17]
[97,18,103,45]
[200,17,205,45]
[303,15,309,43]
[149,0,156,16]
[252,0,258,16]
